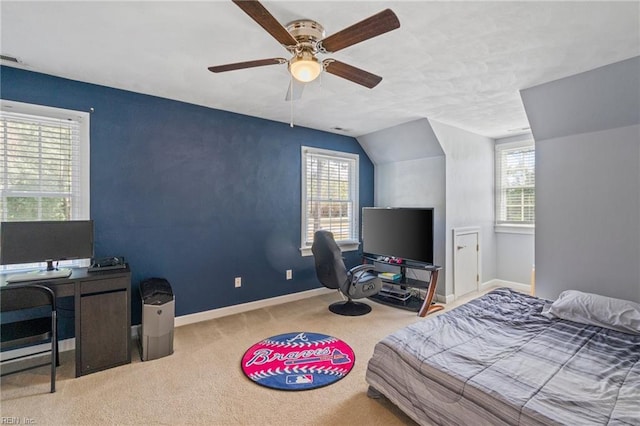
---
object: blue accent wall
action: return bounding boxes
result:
[1,66,374,333]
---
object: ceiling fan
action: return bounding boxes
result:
[208,0,400,100]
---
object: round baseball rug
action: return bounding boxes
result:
[241,332,355,391]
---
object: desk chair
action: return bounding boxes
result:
[1,284,58,393]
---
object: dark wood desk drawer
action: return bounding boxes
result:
[80,277,127,295]
[80,289,130,374]
[78,274,131,375]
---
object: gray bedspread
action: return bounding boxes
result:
[366,288,640,425]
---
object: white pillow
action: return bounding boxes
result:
[541,290,640,335]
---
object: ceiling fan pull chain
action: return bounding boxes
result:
[290,76,295,128]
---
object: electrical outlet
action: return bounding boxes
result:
[286,269,292,280]
[234,277,241,288]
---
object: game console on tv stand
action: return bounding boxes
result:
[88,256,126,272]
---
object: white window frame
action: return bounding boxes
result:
[495,139,535,234]
[300,146,359,256]
[1,100,91,270]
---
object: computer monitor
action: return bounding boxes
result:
[1,220,94,280]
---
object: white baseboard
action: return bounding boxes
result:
[435,293,455,304]
[481,279,531,294]
[2,288,336,361]
[174,287,335,327]
[438,280,531,307]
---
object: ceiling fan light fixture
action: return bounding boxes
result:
[289,52,322,83]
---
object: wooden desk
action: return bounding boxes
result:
[1,267,131,377]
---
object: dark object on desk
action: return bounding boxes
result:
[1,284,58,393]
[311,230,382,316]
[88,256,126,272]
[139,278,174,361]
[0,220,93,269]
[0,220,94,281]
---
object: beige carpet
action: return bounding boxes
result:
[1,289,491,425]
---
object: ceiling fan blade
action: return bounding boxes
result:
[285,78,305,101]
[208,58,286,73]
[323,60,382,89]
[319,9,400,53]
[232,0,298,47]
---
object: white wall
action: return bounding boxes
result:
[359,118,447,293]
[357,118,444,164]
[534,125,639,302]
[495,133,536,285]
[376,156,446,289]
[430,120,496,296]
[496,232,534,284]
[359,118,498,299]
[521,56,640,302]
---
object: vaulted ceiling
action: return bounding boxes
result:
[2,1,638,138]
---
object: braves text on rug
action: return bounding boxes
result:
[241,332,356,391]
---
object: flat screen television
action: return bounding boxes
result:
[362,207,434,265]
[1,220,94,280]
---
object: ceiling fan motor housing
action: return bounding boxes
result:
[286,20,325,52]
[285,20,326,82]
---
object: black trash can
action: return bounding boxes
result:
[139,278,174,361]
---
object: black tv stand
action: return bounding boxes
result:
[363,256,444,317]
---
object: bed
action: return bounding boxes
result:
[365,288,640,425]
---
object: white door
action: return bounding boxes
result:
[454,231,479,298]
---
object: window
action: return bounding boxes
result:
[1,100,90,268]
[301,147,359,255]
[495,140,535,230]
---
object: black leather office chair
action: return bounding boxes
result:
[1,284,58,393]
[312,230,382,316]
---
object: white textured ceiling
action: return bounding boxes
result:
[1,1,639,138]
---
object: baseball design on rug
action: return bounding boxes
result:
[241,332,356,391]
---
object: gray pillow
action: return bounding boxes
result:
[542,290,640,335]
